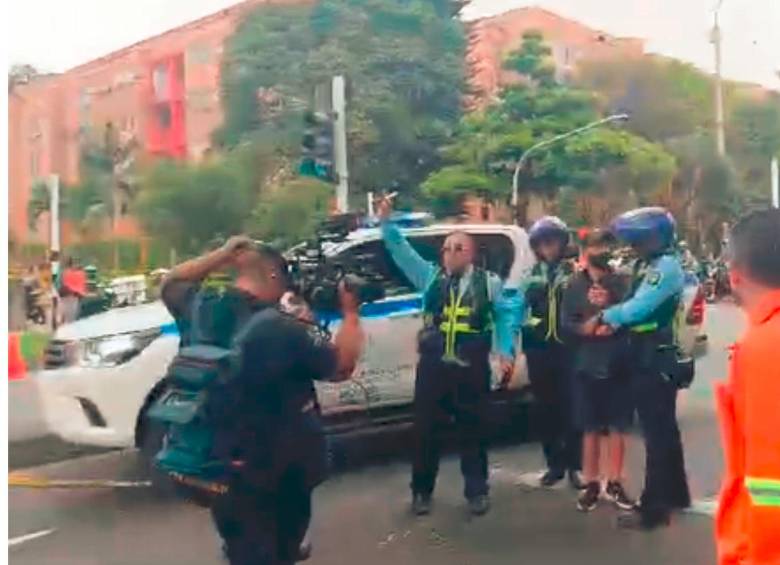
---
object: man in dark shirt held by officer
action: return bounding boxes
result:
[561,230,635,513]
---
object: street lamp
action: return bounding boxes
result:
[510,113,630,219]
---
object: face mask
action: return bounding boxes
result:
[588,252,612,270]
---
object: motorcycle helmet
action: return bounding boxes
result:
[610,207,676,249]
[529,216,570,249]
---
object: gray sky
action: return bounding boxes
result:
[7,0,780,89]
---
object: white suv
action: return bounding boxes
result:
[37,223,536,457]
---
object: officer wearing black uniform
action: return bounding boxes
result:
[162,236,364,565]
[589,207,691,529]
[521,216,584,489]
[376,197,519,517]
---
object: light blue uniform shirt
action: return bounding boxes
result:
[602,254,684,328]
[380,221,521,358]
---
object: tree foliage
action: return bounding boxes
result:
[216,0,467,201]
[249,178,333,248]
[421,31,675,220]
[576,56,714,141]
[135,158,255,257]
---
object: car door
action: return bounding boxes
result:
[314,236,421,418]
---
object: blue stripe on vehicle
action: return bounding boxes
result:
[157,296,424,335]
[160,322,179,335]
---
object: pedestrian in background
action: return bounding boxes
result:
[59,257,87,324]
[561,230,634,513]
[715,208,780,565]
[521,216,584,489]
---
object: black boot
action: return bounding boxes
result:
[411,493,432,516]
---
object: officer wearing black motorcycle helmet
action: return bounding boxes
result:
[522,216,584,489]
[161,236,365,565]
[586,207,692,530]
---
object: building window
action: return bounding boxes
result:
[156,105,172,129]
[152,65,169,102]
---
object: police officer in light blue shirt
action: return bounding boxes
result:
[585,207,691,530]
[376,196,520,517]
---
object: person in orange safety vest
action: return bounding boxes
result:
[716,208,780,565]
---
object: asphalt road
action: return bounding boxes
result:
[9,303,745,565]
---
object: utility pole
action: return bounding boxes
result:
[332,75,349,213]
[771,156,779,209]
[711,1,726,157]
[48,174,61,330]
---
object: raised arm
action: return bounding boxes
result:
[489,274,522,359]
[380,221,436,291]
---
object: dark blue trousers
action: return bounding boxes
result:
[629,334,690,519]
[411,350,491,500]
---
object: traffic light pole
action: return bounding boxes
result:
[332,75,349,213]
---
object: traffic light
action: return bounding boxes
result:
[299,110,335,182]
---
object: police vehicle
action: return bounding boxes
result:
[36,218,537,467]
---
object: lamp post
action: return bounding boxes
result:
[510,113,630,222]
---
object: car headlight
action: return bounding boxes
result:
[70,329,161,368]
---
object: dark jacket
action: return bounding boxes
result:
[561,269,628,379]
[521,260,576,349]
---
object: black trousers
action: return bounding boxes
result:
[211,413,327,565]
[412,350,491,500]
[630,336,690,519]
[526,345,582,474]
[211,470,311,565]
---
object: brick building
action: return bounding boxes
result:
[8,0,298,246]
[466,6,645,108]
[8,4,645,246]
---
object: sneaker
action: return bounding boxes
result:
[568,470,586,490]
[540,469,566,488]
[468,495,490,516]
[411,493,432,516]
[577,482,601,512]
[605,481,635,510]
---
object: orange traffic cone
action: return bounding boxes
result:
[8,333,27,381]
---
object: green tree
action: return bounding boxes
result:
[135,158,255,257]
[576,56,714,142]
[422,31,675,222]
[726,94,780,204]
[216,0,467,201]
[249,178,333,248]
[666,134,740,252]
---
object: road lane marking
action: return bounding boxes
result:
[9,529,56,547]
[9,473,151,489]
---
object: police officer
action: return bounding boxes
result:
[522,216,584,489]
[585,207,691,529]
[376,197,519,517]
[162,236,364,564]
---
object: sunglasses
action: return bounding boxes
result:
[441,244,466,255]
